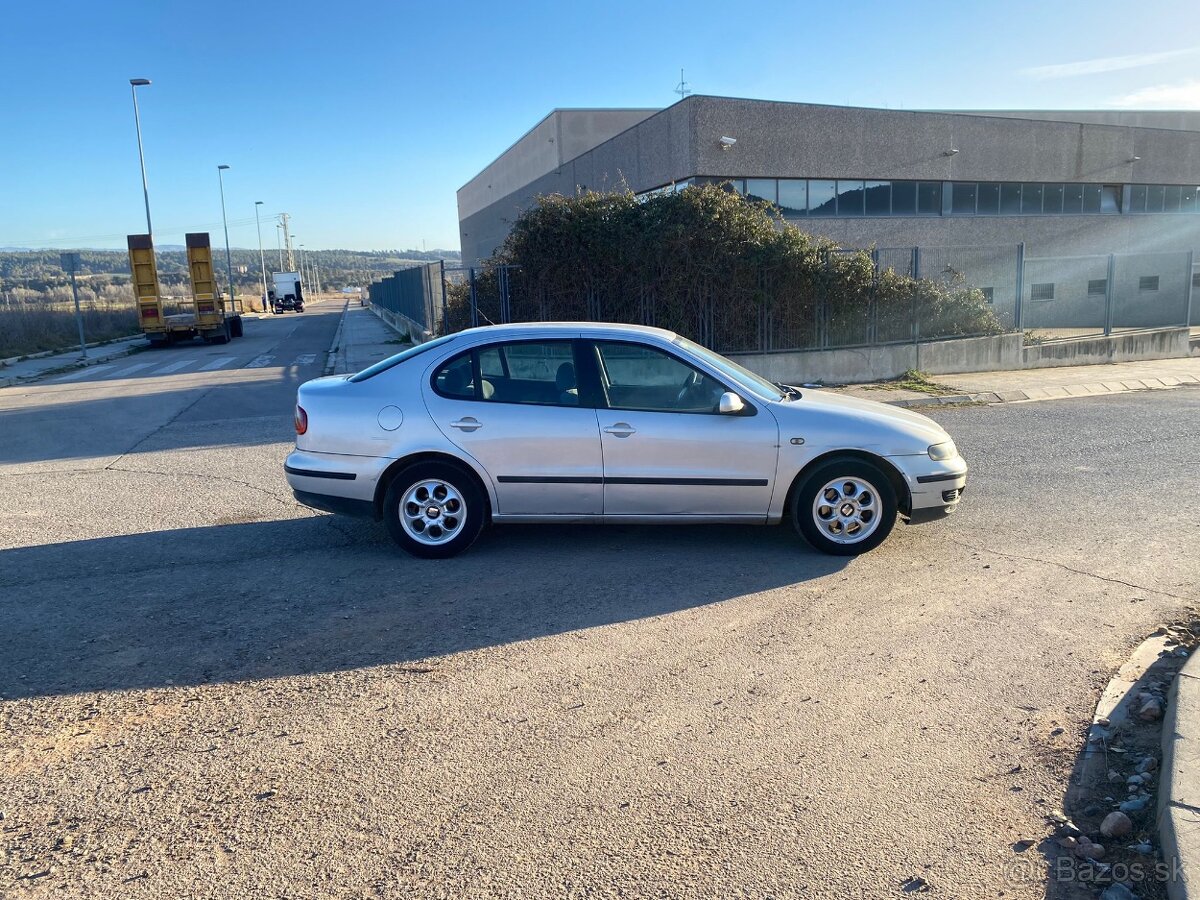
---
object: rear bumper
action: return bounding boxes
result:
[293,489,376,519]
[284,449,386,510]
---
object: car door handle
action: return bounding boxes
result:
[603,423,636,437]
[450,417,482,432]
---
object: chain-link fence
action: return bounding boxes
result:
[372,246,1195,352]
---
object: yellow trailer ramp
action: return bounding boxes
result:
[126,234,166,341]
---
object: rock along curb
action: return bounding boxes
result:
[1158,652,1200,900]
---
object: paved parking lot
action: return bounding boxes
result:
[1,314,1197,898]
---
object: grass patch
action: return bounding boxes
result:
[0,304,139,359]
[864,368,958,396]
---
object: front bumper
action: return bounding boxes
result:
[890,452,969,523]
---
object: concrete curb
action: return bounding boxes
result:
[0,335,148,389]
[322,301,350,376]
[0,332,143,368]
[865,372,1199,409]
[1158,653,1199,900]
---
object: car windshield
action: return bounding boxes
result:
[672,336,785,401]
[348,333,458,383]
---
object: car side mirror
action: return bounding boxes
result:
[718,392,746,415]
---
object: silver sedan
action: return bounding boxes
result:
[285,323,967,558]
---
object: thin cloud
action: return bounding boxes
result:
[1110,79,1200,108]
[1021,47,1197,79]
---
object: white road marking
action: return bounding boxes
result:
[293,353,316,365]
[151,358,197,375]
[200,356,236,371]
[102,362,154,379]
[245,355,275,368]
[52,364,115,382]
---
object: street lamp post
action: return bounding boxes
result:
[254,201,268,313]
[216,165,234,311]
[129,78,153,237]
[275,223,283,270]
[297,244,306,295]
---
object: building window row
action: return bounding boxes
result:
[643,178,1200,217]
[1127,184,1200,214]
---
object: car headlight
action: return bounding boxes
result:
[928,440,957,460]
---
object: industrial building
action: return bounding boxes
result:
[457,97,1200,327]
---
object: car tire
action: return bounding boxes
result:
[383,461,487,559]
[790,457,897,556]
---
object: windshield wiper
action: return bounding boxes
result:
[775,382,802,401]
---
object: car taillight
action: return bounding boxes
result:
[295,405,308,435]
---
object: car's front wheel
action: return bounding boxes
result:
[383,462,486,559]
[791,457,897,556]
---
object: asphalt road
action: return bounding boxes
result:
[1,319,1197,898]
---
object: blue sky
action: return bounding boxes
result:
[1,0,1196,252]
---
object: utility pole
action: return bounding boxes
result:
[279,213,295,270]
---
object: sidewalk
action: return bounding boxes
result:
[327,304,411,376]
[0,335,147,388]
[1160,652,1199,900]
[832,357,1200,408]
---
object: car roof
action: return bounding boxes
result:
[457,321,679,341]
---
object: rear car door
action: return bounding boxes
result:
[588,340,779,518]
[422,339,603,517]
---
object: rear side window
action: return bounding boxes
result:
[431,340,582,406]
[433,351,475,399]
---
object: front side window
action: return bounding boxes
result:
[432,340,580,406]
[595,342,727,413]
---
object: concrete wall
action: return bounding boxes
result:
[1023,327,1191,368]
[727,334,1022,384]
[371,304,429,343]
[459,102,694,264]
[726,328,1194,384]
[940,110,1200,132]
[457,109,658,227]
[688,97,1200,186]
[460,95,1200,269]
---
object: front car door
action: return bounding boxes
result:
[422,339,603,517]
[587,339,779,519]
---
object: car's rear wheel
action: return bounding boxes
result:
[791,457,897,556]
[383,462,486,559]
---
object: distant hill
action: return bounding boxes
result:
[0,247,463,296]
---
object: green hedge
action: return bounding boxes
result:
[447,185,1004,349]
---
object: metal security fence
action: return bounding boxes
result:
[443,245,1019,355]
[1021,250,1196,341]
[367,261,446,334]
[379,245,1196,352]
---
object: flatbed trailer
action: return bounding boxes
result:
[127,232,243,346]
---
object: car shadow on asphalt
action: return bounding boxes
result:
[0,515,848,700]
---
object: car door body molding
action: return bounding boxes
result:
[496,475,768,487]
